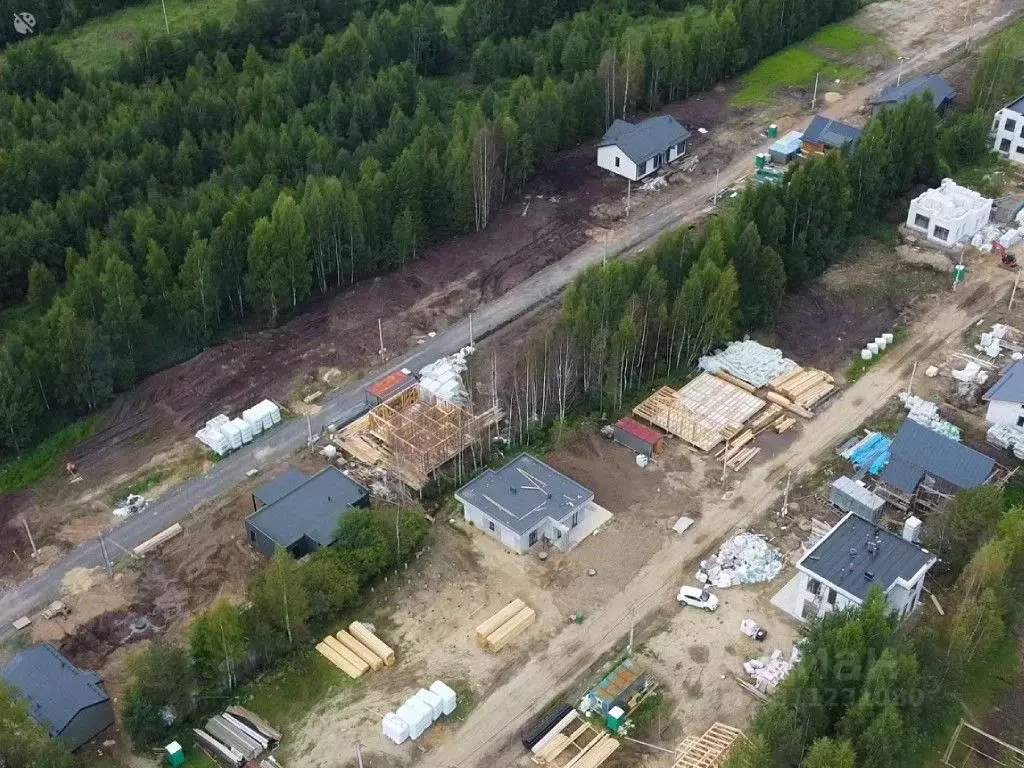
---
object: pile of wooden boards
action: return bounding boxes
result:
[193,705,281,767]
[316,621,395,679]
[769,367,835,411]
[475,598,536,652]
[530,709,620,768]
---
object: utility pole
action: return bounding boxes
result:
[469,313,474,348]
[1010,269,1021,311]
[395,507,401,567]
[908,361,918,396]
[627,604,636,653]
[97,532,113,577]
[626,180,631,217]
[779,472,791,521]
[22,517,38,558]
[355,742,364,768]
[811,71,819,110]
[307,415,313,446]
[160,0,169,34]
[896,56,906,86]
[377,318,385,357]
[713,167,721,208]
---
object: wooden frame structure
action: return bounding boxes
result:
[633,374,764,452]
[875,464,1015,517]
[336,385,501,490]
[673,723,747,768]
[942,719,1024,767]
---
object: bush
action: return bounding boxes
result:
[302,548,360,627]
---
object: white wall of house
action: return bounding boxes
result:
[986,398,1024,428]
[791,569,928,623]
[905,179,993,246]
[993,107,1024,166]
[457,497,584,554]
[597,145,639,181]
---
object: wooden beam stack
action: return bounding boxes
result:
[349,622,396,666]
[475,598,536,652]
[336,630,384,670]
[316,641,365,679]
[769,366,835,411]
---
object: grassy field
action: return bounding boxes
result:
[732,23,879,106]
[437,3,460,34]
[29,0,238,72]
[0,416,100,493]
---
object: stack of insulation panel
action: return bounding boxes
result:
[384,680,458,744]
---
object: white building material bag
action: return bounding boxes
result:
[429,681,457,715]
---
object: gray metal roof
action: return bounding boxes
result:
[1,645,109,737]
[799,512,936,602]
[455,454,593,536]
[253,468,308,506]
[831,476,885,511]
[882,420,994,493]
[983,360,1024,404]
[246,467,368,550]
[599,116,691,165]
[1005,94,1024,114]
[871,74,955,109]
[802,114,861,148]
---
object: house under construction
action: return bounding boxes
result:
[336,383,502,491]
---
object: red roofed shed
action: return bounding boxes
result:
[613,417,664,457]
[365,369,416,406]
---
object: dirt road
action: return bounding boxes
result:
[419,268,999,768]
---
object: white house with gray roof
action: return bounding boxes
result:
[993,95,1024,165]
[776,512,937,623]
[455,454,594,554]
[597,116,691,181]
[984,360,1024,428]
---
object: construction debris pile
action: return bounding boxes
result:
[475,598,536,652]
[316,621,395,679]
[193,705,281,767]
[196,399,281,456]
[699,340,798,389]
[971,207,1024,252]
[696,532,783,588]
[382,680,458,744]
[743,645,803,696]
[419,347,473,405]
[974,323,1024,360]
[899,393,960,440]
[986,424,1024,460]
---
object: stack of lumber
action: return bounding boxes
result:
[193,728,244,767]
[349,621,396,665]
[773,416,796,434]
[748,403,784,432]
[337,629,385,670]
[769,367,835,410]
[225,705,281,744]
[726,447,760,471]
[475,598,536,652]
[316,636,368,679]
[133,523,182,556]
[765,391,814,419]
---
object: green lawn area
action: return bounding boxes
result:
[37,0,237,72]
[0,416,99,493]
[437,3,460,34]
[732,23,879,106]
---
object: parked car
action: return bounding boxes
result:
[677,585,719,612]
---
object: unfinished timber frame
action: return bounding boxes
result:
[337,385,501,490]
[672,723,747,768]
[633,374,765,452]
[531,710,620,768]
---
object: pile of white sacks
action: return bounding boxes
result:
[743,645,803,696]
[382,681,457,744]
[696,532,782,589]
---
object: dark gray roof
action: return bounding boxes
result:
[455,454,593,536]
[599,116,691,165]
[1005,95,1024,114]
[799,512,936,602]
[1,645,109,737]
[984,360,1024,404]
[254,468,308,505]
[881,420,994,493]
[802,114,861,148]
[871,74,955,109]
[246,467,368,549]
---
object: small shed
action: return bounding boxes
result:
[829,476,885,523]
[584,657,647,717]
[613,417,665,457]
[801,115,861,155]
[769,130,803,165]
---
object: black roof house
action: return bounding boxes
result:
[870,74,955,113]
[880,421,994,496]
[1,644,114,751]
[599,116,691,167]
[245,466,370,557]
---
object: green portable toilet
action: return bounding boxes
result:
[165,741,185,767]
[755,153,767,169]
[607,705,626,731]
[767,123,778,138]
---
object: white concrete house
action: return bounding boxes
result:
[992,95,1024,165]
[983,361,1024,428]
[455,454,600,554]
[773,512,936,623]
[597,116,691,181]
[905,178,993,246]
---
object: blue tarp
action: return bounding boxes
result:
[845,432,891,475]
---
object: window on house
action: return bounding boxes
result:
[914,213,930,230]
[571,509,579,527]
[1001,138,1013,152]
[1020,124,1024,139]
[529,529,538,546]
[488,520,495,532]
[933,225,951,242]
[1006,118,1018,132]
[827,589,837,605]
[249,529,255,542]
[807,578,821,596]
[1016,415,1024,427]
[614,156,620,167]
[1017,145,1024,155]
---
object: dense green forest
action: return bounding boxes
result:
[0,0,861,458]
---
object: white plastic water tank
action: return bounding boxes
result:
[867,342,879,354]
[903,516,922,543]
[875,336,887,350]
[429,680,457,715]
[414,688,443,721]
[883,332,894,343]
[861,349,873,360]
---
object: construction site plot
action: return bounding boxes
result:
[335,384,501,489]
